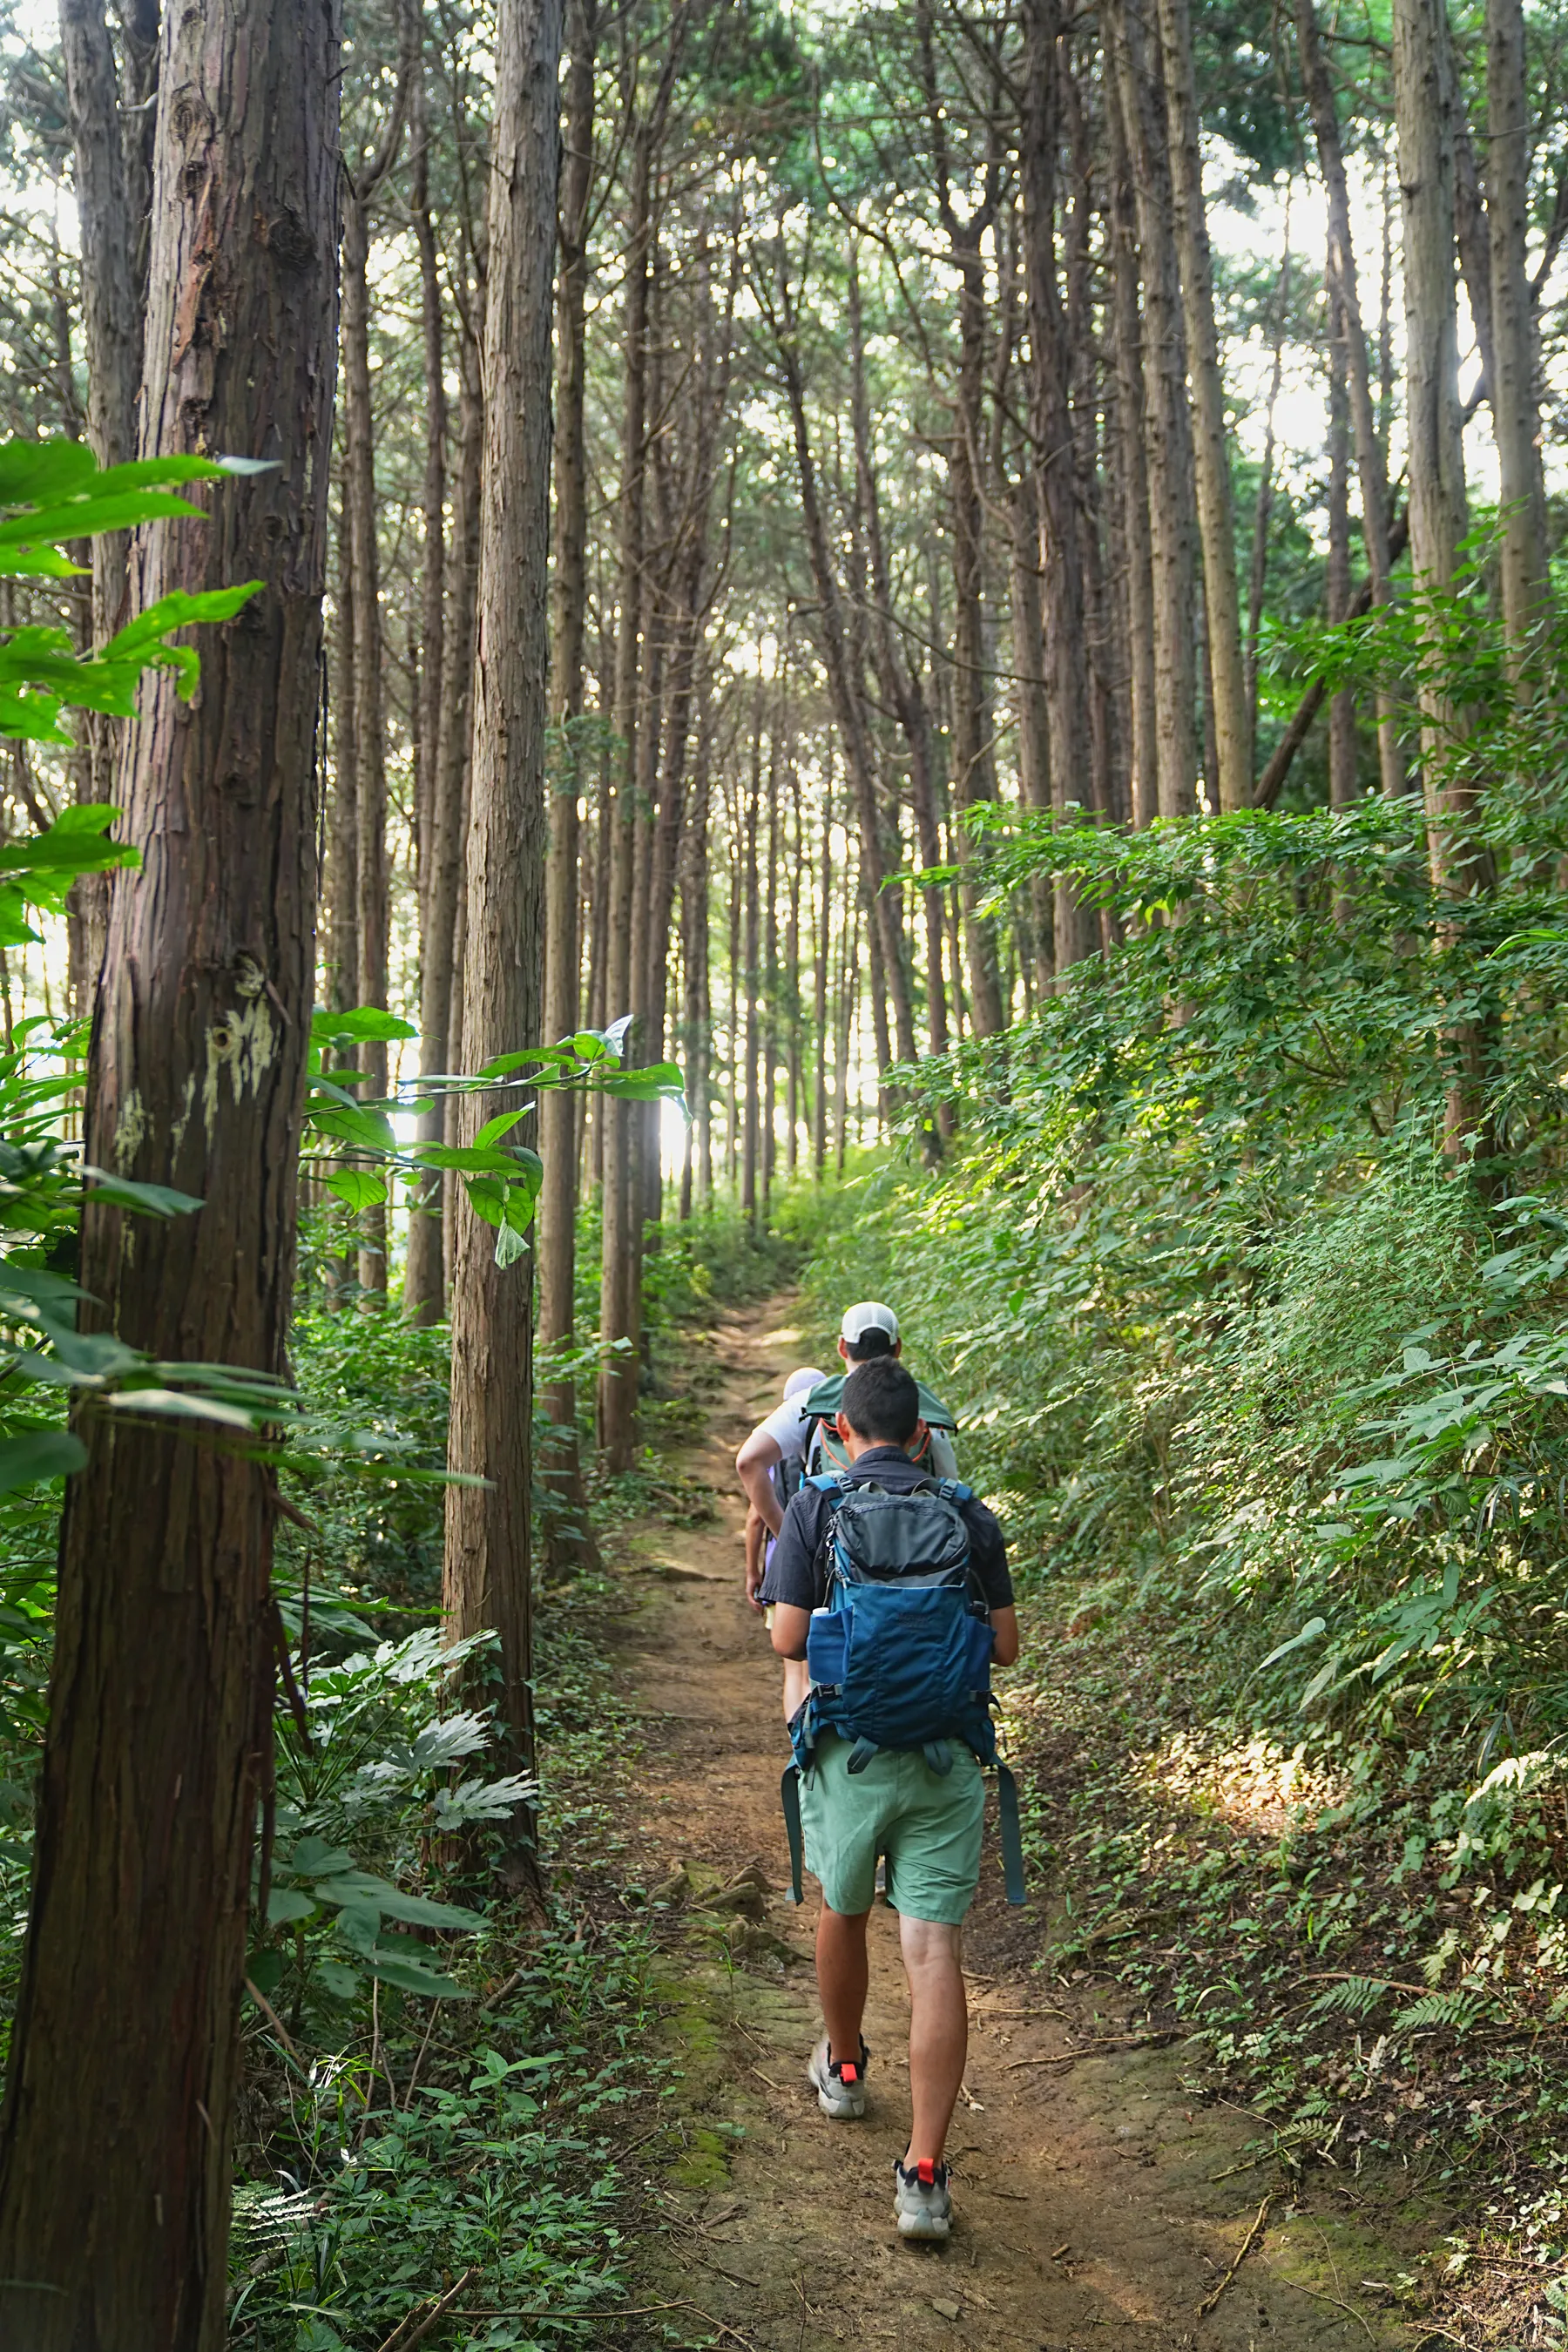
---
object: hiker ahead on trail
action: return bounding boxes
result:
[735,1301,959,1721]
[764,1356,1022,2246]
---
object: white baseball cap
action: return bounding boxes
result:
[782,1365,826,1401]
[840,1301,899,1347]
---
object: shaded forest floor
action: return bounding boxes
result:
[594,1297,1441,2352]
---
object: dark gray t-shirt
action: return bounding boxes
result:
[760,1444,1014,1612]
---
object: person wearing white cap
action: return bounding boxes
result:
[736,1305,957,1719]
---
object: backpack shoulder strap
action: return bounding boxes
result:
[934,1477,975,1505]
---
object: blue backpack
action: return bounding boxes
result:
[781,1471,1024,1907]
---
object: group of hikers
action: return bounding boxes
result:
[732,1302,1022,2245]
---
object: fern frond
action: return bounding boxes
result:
[1306,1975,1387,2020]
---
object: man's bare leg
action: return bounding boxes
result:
[899,1915,967,2164]
[816,1902,870,2064]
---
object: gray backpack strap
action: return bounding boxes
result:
[781,1764,805,1905]
[997,1763,1025,1907]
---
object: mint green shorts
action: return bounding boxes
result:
[800,1731,986,1924]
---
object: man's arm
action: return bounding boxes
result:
[989,1605,1020,1667]
[769,1601,810,1659]
[735,1426,786,1534]
[744,1505,767,1612]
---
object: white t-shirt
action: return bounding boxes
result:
[760,1395,959,1480]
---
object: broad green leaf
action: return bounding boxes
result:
[364,1950,471,1999]
[0,442,98,504]
[82,1169,204,1217]
[308,1104,400,1155]
[1256,1616,1327,1673]
[310,1006,419,1046]
[0,1429,86,1494]
[105,1388,260,1431]
[309,1870,480,1931]
[287,1837,355,1876]
[266,1886,317,1927]
[323,1168,388,1212]
[473,1110,528,1149]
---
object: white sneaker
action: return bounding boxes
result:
[894,2157,952,2240]
[807,2035,868,2119]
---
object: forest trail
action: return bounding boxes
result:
[606,1298,1405,2352]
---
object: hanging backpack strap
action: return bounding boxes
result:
[845,1737,879,1774]
[923,1740,952,1776]
[781,1763,805,1905]
[996,1762,1025,1907]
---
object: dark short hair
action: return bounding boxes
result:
[844,1326,896,1362]
[841,1357,920,1446]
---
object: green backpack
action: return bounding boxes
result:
[799,1373,958,1481]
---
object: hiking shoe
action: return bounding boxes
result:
[808,2035,869,2119]
[894,2157,952,2240]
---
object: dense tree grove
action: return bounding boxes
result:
[0,0,1563,2334]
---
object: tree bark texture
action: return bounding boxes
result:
[598,97,656,1470]
[1106,59,1158,829]
[404,39,450,1321]
[341,187,392,1293]
[1155,0,1251,805]
[1392,0,1471,871]
[1106,0,1198,819]
[1021,0,1095,970]
[442,0,562,1894]
[59,0,144,1004]
[405,314,483,1324]
[772,283,919,1079]
[0,0,341,2330]
[1485,0,1549,676]
[1294,0,1407,797]
[537,0,597,1538]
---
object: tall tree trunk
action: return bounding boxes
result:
[537,0,597,1546]
[406,317,483,1322]
[404,37,453,1324]
[1007,476,1054,995]
[60,0,144,1008]
[1020,0,1095,967]
[598,103,655,1470]
[813,768,830,1177]
[342,188,392,1294]
[1295,0,1407,797]
[1247,233,1290,743]
[741,706,760,1226]
[1155,0,1250,804]
[443,0,562,1895]
[1485,0,1549,678]
[848,247,948,1075]
[0,0,340,2325]
[786,769,801,1174]
[1392,0,1470,867]
[1106,0,1198,819]
[679,679,712,1218]
[1106,61,1158,829]
[329,492,360,1016]
[1327,296,1359,809]
[771,278,919,1076]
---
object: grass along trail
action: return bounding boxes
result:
[599,1295,1413,2352]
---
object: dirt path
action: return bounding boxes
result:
[609,1301,1404,2352]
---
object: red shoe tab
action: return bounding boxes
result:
[839,2064,858,2085]
[917,2159,936,2187]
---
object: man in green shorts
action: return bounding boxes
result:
[764,1358,1019,2241]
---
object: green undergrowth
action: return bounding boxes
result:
[229,1561,674,2350]
[1010,1598,1568,2340]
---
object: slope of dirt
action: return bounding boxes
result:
[607,1301,1413,2352]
